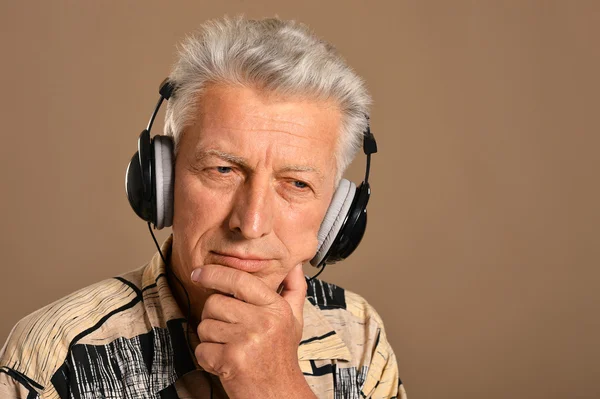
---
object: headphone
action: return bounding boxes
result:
[126,79,377,268]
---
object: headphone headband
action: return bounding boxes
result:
[159,78,176,100]
[363,122,378,155]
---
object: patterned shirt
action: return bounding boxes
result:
[0,236,407,398]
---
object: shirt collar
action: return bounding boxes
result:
[299,299,352,361]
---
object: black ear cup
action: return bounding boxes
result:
[126,133,175,229]
[126,151,149,222]
[126,130,154,224]
[137,130,153,203]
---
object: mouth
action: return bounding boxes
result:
[209,251,273,273]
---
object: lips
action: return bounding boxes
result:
[209,251,273,273]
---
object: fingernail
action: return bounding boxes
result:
[191,268,202,282]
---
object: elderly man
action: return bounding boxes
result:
[0,17,406,399]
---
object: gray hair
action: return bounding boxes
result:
[164,16,371,183]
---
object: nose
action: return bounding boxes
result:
[228,175,274,239]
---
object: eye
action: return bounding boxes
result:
[292,180,308,189]
[216,166,232,174]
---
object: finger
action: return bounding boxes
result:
[197,318,242,344]
[192,264,276,306]
[201,293,255,324]
[279,264,307,327]
[195,342,225,376]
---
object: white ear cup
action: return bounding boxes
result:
[153,136,174,229]
[311,179,356,266]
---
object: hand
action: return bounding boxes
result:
[192,263,316,399]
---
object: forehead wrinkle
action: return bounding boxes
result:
[207,122,318,142]
[220,108,321,136]
[250,114,322,141]
[210,125,312,140]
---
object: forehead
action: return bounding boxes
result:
[184,83,341,171]
[199,84,339,132]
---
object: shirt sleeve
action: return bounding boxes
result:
[0,370,40,399]
[353,297,407,399]
[364,332,408,399]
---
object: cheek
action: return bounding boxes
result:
[276,203,326,263]
[172,172,231,248]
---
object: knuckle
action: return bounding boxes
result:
[219,349,243,381]
[216,364,234,381]
[204,293,221,309]
[200,306,209,321]
[194,344,203,361]
[196,322,204,338]
[202,294,225,320]
[245,331,261,346]
[195,343,223,376]
[194,344,213,372]
[196,319,211,339]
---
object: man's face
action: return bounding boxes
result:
[171,83,340,296]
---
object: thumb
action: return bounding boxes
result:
[280,263,307,328]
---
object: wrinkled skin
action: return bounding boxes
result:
[168,83,341,398]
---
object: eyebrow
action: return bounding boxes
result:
[194,149,325,181]
[195,149,250,169]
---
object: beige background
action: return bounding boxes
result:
[1,1,599,398]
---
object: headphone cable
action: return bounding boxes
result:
[308,263,327,282]
[364,153,372,183]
